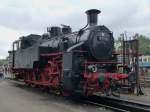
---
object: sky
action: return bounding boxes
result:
[0,0,150,59]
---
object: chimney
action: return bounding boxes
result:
[85,9,101,26]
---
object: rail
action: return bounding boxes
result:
[82,95,150,112]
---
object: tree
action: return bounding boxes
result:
[138,35,150,55]
[115,34,150,55]
[0,59,6,66]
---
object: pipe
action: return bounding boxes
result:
[67,41,84,52]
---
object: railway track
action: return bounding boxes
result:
[6,78,150,112]
[82,95,150,112]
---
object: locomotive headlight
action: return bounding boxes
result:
[88,64,97,73]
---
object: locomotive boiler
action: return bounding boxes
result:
[9,9,128,96]
[41,9,113,60]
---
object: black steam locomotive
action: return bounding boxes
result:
[9,9,127,96]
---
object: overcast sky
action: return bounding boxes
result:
[0,0,150,59]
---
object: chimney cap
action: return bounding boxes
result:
[85,9,101,15]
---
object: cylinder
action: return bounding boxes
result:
[85,9,101,26]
